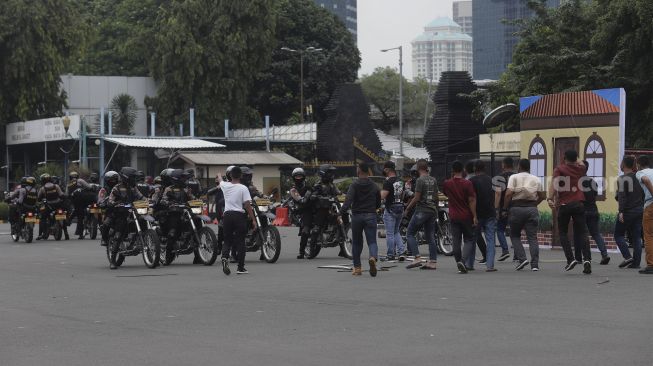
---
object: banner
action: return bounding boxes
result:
[6,115,81,145]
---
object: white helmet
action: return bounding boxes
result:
[291,167,305,178]
[225,165,236,181]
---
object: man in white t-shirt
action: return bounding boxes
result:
[503,158,545,271]
[219,166,257,275]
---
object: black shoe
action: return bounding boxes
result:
[386,255,396,261]
[100,240,107,247]
[515,259,530,271]
[64,233,70,240]
[236,267,249,274]
[498,253,511,262]
[78,235,84,240]
[338,250,347,258]
[110,263,117,270]
[259,253,265,261]
[297,254,305,259]
[35,235,43,241]
[583,260,592,274]
[565,260,579,271]
[478,258,487,265]
[618,258,634,268]
[193,256,202,264]
[626,263,641,269]
[600,256,610,265]
[456,262,467,274]
[221,258,231,275]
[639,266,653,274]
[398,255,406,262]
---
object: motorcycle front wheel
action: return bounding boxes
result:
[437,213,454,256]
[194,226,219,265]
[54,223,63,241]
[305,231,322,259]
[259,226,281,263]
[140,229,161,269]
[88,216,98,240]
[107,236,125,268]
[23,224,34,243]
[339,223,353,259]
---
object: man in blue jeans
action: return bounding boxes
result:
[404,159,439,270]
[341,162,381,277]
[493,157,514,262]
[381,161,406,261]
[470,160,497,271]
[615,155,644,269]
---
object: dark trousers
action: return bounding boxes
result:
[298,209,314,254]
[474,228,487,259]
[614,212,643,266]
[351,213,379,267]
[221,211,248,268]
[451,220,475,263]
[585,212,608,258]
[558,201,591,263]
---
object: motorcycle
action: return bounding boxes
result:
[84,202,101,240]
[158,200,220,266]
[39,201,68,241]
[400,199,453,256]
[11,208,38,243]
[106,200,161,269]
[305,196,353,260]
[243,196,281,263]
[281,195,303,227]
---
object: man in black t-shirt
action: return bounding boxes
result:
[381,161,405,260]
[493,157,515,261]
[581,160,610,264]
[470,160,497,271]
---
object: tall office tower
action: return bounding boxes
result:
[453,1,473,36]
[315,0,358,41]
[473,0,560,80]
[411,17,473,81]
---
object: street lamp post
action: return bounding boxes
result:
[381,46,404,156]
[281,46,323,124]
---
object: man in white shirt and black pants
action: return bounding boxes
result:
[219,166,257,275]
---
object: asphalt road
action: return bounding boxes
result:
[0,223,651,366]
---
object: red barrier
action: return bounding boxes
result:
[272,207,291,226]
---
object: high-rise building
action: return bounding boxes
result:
[453,1,473,36]
[411,18,473,81]
[473,0,560,80]
[315,0,357,41]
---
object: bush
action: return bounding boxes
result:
[538,211,553,231]
[538,211,618,234]
[0,202,9,221]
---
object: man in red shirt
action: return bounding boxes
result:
[442,160,477,274]
[548,150,591,274]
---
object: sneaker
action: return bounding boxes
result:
[618,258,634,268]
[406,260,423,269]
[386,255,396,261]
[221,258,231,276]
[565,260,579,272]
[478,258,487,265]
[626,263,641,269]
[236,267,249,274]
[486,268,498,272]
[531,267,539,272]
[638,266,653,274]
[456,262,468,274]
[498,253,511,262]
[352,267,362,276]
[515,259,529,271]
[398,255,406,262]
[109,263,117,270]
[296,254,305,259]
[100,240,107,247]
[582,260,592,274]
[600,256,611,265]
[369,258,377,277]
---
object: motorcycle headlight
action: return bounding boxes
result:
[438,201,445,207]
[191,207,202,214]
[258,206,268,212]
[136,208,148,215]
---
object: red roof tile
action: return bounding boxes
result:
[521,91,619,119]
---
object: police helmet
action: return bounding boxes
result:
[40,173,51,185]
[104,171,119,188]
[317,164,337,183]
[119,167,140,187]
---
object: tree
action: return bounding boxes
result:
[0,0,84,125]
[360,67,434,132]
[148,0,277,133]
[249,0,360,124]
[110,94,137,135]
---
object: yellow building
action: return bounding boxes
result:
[519,88,626,213]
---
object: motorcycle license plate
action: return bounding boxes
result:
[25,217,38,223]
[89,208,100,214]
[55,214,67,221]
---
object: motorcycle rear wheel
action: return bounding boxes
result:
[140,229,161,269]
[305,233,322,259]
[194,226,219,265]
[107,237,125,268]
[88,216,98,240]
[23,224,34,243]
[259,226,281,263]
[339,223,353,259]
[54,223,63,241]
[437,214,454,256]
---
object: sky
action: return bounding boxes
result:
[357,0,455,78]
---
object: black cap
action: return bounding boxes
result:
[383,161,396,170]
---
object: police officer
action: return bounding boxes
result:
[185,169,203,198]
[289,168,312,259]
[98,171,120,246]
[151,176,162,199]
[36,174,65,240]
[7,177,39,236]
[206,166,235,258]
[307,164,343,257]
[51,175,70,240]
[66,171,92,239]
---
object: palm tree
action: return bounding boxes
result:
[110,94,137,135]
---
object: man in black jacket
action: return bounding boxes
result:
[615,155,644,269]
[341,162,381,277]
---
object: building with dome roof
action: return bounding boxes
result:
[411,17,473,81]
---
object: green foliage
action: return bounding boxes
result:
[0,0,84,125]
[538,211,553,231]
[148,0,278,133]
[336,178,353,194]
[110,94,137,135]
[598,212,618,234]
[0,202,9,220]
[33,164,64,180]
[494,0,653,146]
[360,67,434,132]
[250,0,360,124]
